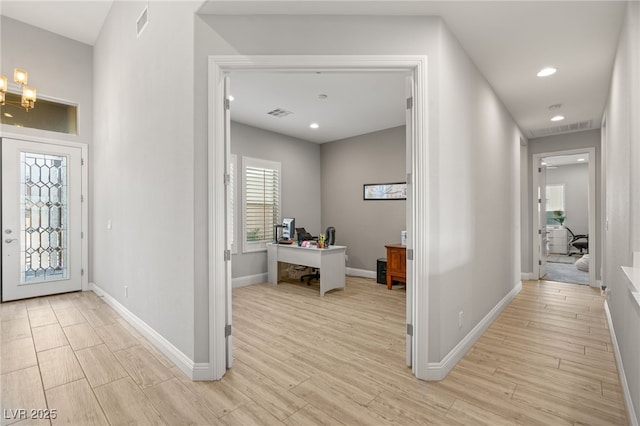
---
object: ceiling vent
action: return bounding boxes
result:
[267,108,293,118]
[136,6,149,38]
[530,119,593,138]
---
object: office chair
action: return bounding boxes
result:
[300,226,336,285]
[566,226,588,254]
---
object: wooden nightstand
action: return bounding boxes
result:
[385,244,406,290]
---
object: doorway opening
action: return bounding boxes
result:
[532,148,596,287]
[207,55,429,381]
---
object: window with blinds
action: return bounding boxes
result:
[242,157,281,252]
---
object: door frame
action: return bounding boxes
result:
[1,133,89,297]
[207,55,429,380]
[532,147,596,286]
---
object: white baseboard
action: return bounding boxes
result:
[604,299,638,425]
[521,272,535,280]
[89,282,210,381]
[426,280,523,381]
[232,273,267,288]
[346,268,376,279]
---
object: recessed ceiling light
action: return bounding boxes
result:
[550,115,565,122]
[541,162,548,166]
[577,158,586,162]
[228,95,234,101]
[318,94,328,100]
[310,123,319,129]
[537,67,557,77]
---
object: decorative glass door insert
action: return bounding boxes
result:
[20,152,69,283]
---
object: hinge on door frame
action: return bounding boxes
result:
[224,249,231,261]
[538,167,542,173]
[538,229,542,235]
[81,158,85,166]
[224,173,231,185]
[406,172,412,185]
[81,195,84,202]
[406,97,413,110]
[406,324,413,336]
[81,232,84,239]
[539,260,542,265]
[81,269,84,276]
[407,249,414,261]
[225,324,232,337]
[224,98,230,110]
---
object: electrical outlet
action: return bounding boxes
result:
[124,286,128,298]
[458,311,463,328]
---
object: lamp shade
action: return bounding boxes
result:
[22,86,36,102]
[14,68,28,85]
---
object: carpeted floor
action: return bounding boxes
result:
[545,257,589,285]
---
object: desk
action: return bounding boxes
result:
[385,244,406,290]
[267,243,346,296]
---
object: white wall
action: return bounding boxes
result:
[92,1,202,361]
[430,23,522,360]
[197,14,523,371]
[546,163,589,236]
[602,1,640,423]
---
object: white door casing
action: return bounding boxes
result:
[2,137,86,301]
[538,160,548,279]
[208,55,429,381]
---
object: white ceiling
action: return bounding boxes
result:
[0,1,628,143]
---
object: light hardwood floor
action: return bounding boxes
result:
[0,277,628,425]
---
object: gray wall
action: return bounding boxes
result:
[546,164,589,236]
[321,126,406,272]
[602,2,640,422]
[230,121,321,278]
[525,129,601,277]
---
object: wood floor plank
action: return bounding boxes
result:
[93,377,165,425]
[75,344,128,388]
[1,336,37,374]
[283,404,344,426]
[113,344,173,389]
[62,323,103,351]
[144,377,219,425]
[45,379,109,426]
[1,366,47,425]
[32,323,69,353]
[37,345,85,389]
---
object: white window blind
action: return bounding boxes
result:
[242,157,281,252]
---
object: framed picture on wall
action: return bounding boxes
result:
[363,182,407,200]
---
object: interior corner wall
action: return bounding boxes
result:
[93,1,201,361]
[603,1,640,423]
[320,126,406,272]
[430,23,523,361]
[527,129,602,281]
[0,16,93,145]
[230,121,321,279]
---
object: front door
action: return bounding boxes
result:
[2,138,83,301]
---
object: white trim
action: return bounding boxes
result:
[532,148,597,287]
[232,273,268,288]
[426,281,522,380]
[0,132,89,294]
[521,272,536,280]
[604,299,638,426]
[89,282,209,380]
[209,54,429,382]
[346,268,376,279]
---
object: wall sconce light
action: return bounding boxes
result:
[0,68,37,111]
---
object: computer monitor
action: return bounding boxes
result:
[282,217,295,240]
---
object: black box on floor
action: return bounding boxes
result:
[377,258,387,284]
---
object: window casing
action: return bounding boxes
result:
[242,157,281,253]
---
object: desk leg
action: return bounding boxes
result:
[267,244,278,285]
[319,251,346,296]
[387,274,392,290]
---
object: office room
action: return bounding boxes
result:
[227,70,410,369]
